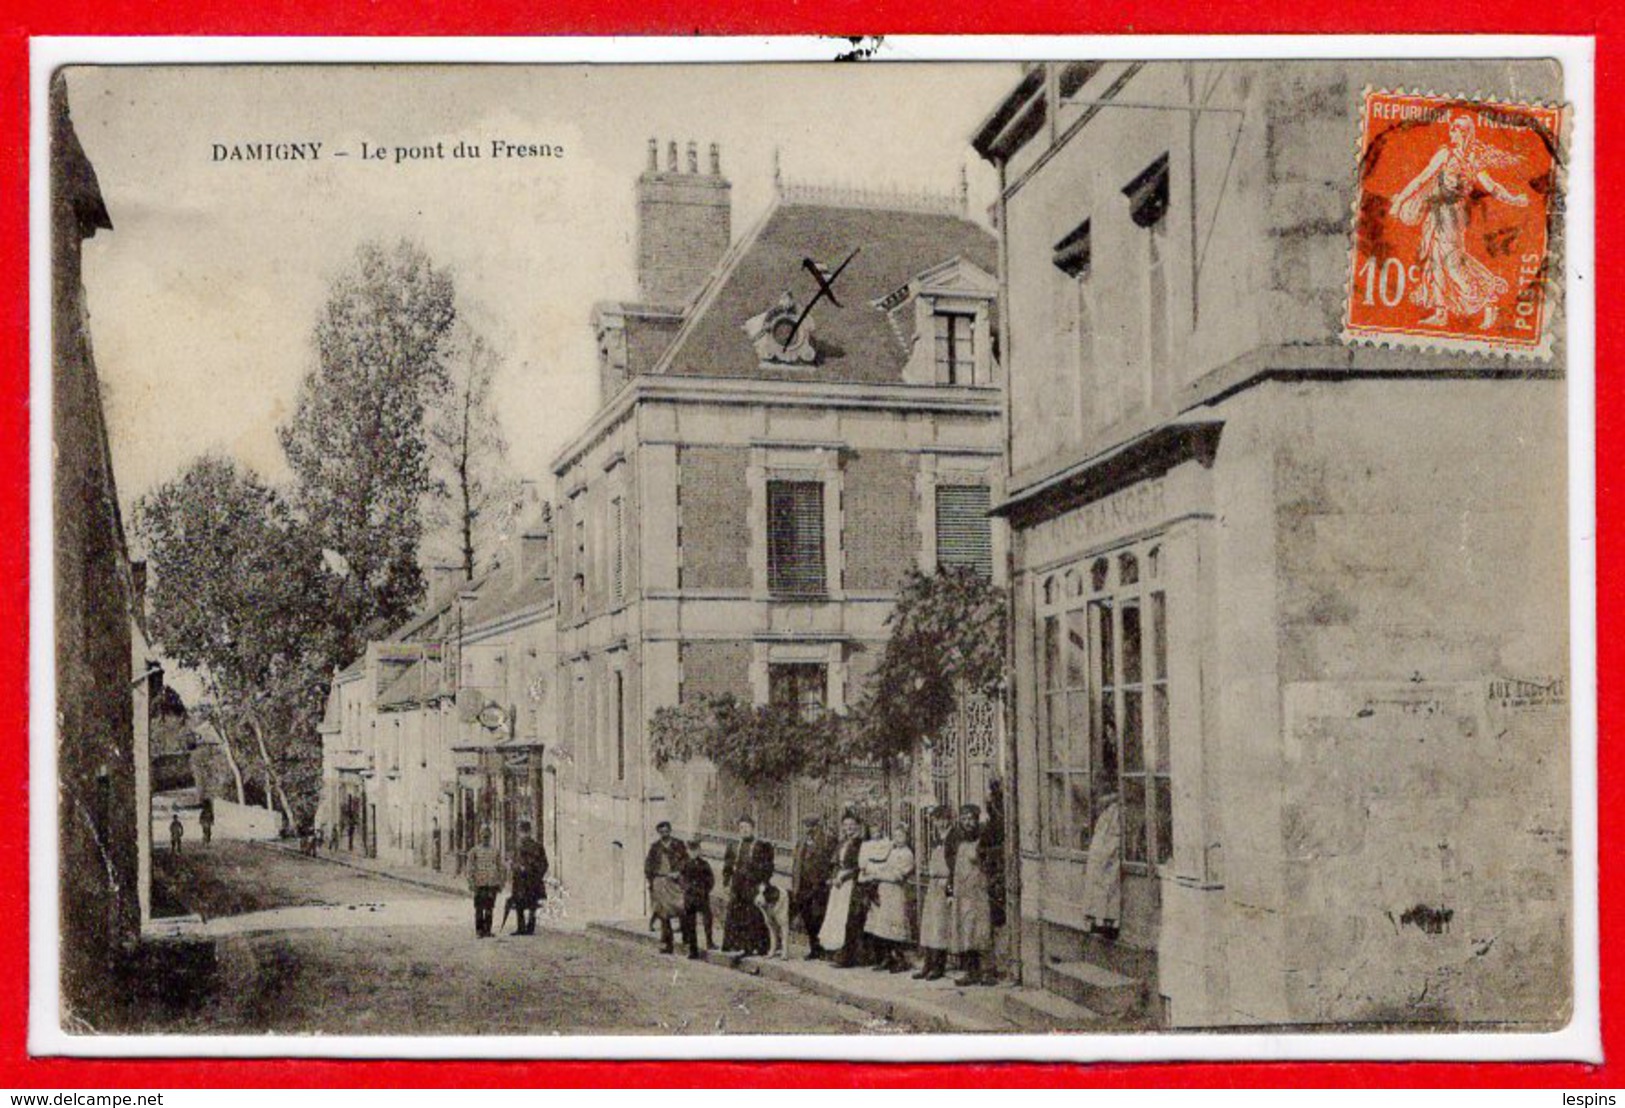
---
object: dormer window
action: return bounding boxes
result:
[935,310,976,385]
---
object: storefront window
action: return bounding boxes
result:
[1037,535,1174,867]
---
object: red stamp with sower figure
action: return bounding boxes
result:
[1343,90,1565,357]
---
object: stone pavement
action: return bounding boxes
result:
[589,917,1033,1033]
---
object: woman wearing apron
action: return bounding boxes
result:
[950,803,995,986]
[913,806,957,981]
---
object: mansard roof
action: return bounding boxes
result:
[653,194,998,385]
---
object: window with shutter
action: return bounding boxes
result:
[935,484,993,577]
[767,480,826,597]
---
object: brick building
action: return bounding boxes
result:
[51,73,158,1025]
[550,141,1007,920]
[974,60,1570,1027]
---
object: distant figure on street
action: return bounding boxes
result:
[679,837,716,958]
[644,820,688,954]
[721,816,774,956]
[510,820,549,935]
[345,811,355,852]
[914,806,957,981]
[950,803,996,986]
[328,822,339,852]
[790,815,833,960]
[820,813,870,968]
[168,813,184,856]
[861,820,916,974]
[465,825,504,939]
[198,797,215,845]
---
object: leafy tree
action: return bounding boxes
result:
[134,455,337,828]
[424,327,520,581]
[279,239,457,652]
[649,695,844,789]
[849,566,1008,766]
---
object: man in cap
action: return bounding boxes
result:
[644,819,689,954]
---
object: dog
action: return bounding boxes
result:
[757,882,787,959]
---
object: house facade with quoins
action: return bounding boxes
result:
[549,140,1009,922]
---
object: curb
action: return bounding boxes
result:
[587,921,1009,1033]
[258,841,466,900]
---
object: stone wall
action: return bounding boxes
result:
[1270,377,1569,1027]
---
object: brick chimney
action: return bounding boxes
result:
[636,137,731,309]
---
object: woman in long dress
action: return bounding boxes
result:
[862,822,916,974]
[1389,112,1530,329]
[949,804,995,987]
[1081,793,1122,937]
[819,814,868,965]
[913,806,957,981]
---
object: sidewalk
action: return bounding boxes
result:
[589,917,1029,1033]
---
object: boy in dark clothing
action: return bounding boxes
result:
[678,838,716,959]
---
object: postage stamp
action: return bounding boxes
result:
[1343,89,1566,358]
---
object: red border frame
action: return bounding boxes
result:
[12,6,1617,1088]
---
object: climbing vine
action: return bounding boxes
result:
[648,694,844,788]
[847,566,1009,766]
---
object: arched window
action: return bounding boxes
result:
[1119,552,1139,587]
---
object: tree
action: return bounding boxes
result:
[134,455,337,829]
[649,695,844,789]
[424,327,520,581]
[849,566,1009,767]
[279,239,458,652]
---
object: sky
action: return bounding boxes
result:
[67,63,1023,520]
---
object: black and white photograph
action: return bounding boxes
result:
[41,45,1591,1053]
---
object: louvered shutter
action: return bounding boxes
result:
[767,480,826,597]
[935,485,993,577]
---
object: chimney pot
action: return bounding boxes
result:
[635,138,733,308]
[647,138,658,172]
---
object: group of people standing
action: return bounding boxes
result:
[798,802,1003,986]
[644,815,785,960]
[463,820,550,938]
[644,792,1005,987]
